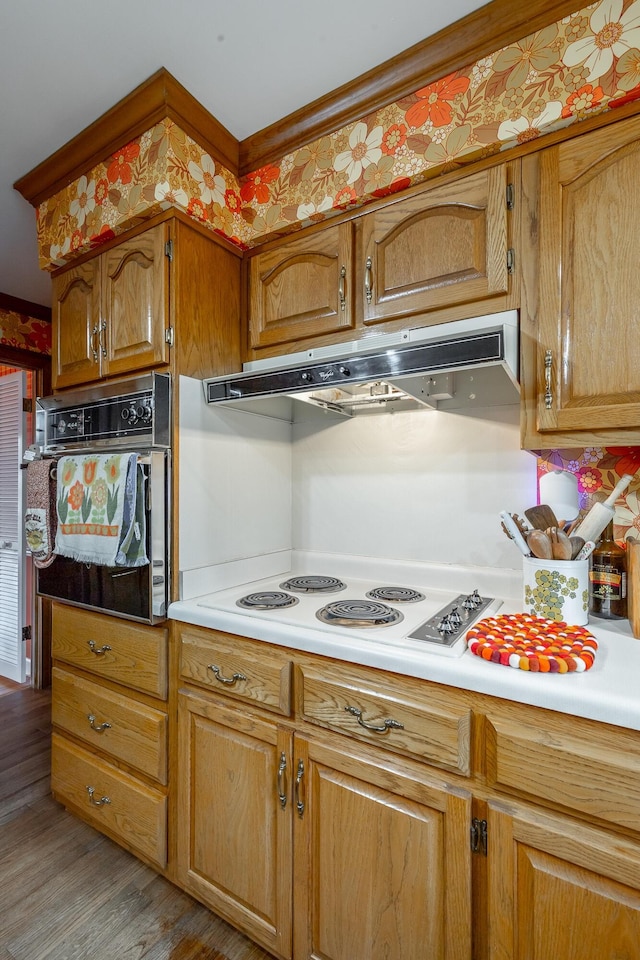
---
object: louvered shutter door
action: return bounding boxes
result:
[0,372,26,683]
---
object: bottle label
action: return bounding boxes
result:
[589,567,626,599]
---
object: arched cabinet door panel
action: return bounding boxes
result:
[52,259,101,389]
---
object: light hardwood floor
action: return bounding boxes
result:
[0,687,274,960]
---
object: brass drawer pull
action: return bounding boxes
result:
[86,786,111,807]
[294,759,305,817]
[87,714,112,733]
[338,264,346,311]
[364,256,373,304]
[277,751,287,810]
[87,639,112,656]
[344,704,404,734]
[207,664,247,686]
[544,349,553,409]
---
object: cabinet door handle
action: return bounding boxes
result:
[87,639,112,656]
[86,786,111,807]
[544,349,553,409]
[338,264,346,312]
[99,319,107,358]
[344,704,404,734]
[207,664,247,686]
[294,758,305,817]
[277,751,288,809]
[90,324,100,361]
[364,256,373,305]
[87,714,112,733]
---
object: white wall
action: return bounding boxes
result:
[179,376,538,584]
[292,404,537,568]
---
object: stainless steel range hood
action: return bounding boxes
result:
[203,311,519,419]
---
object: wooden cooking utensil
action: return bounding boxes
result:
[527,529,553,559]
[627,537,640,639]
[524,503,558,531]
[547,526,573,560]
[569,536,585,560]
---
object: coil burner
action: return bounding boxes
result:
[279,575,346,594]
[236,591,299,610]
[366,586,425,603]
[315,599,404,628]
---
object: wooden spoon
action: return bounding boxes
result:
[524,504,558,531]
[547,526,573,560]
[569,536,585,560]
[527,529,553,559]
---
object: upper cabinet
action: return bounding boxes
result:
[248,222,355,350]
[52,224,170,389]
[247,162,517,358]
[359,165,510,326]
[521,113,640,446]
[51,218,242,391]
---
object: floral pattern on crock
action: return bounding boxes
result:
[537,446,640,541]
[0,307,51,354]
[34,0,640,271]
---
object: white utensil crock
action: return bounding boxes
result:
[522,556,589,625]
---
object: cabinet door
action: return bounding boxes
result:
[535,114,640,432]
[360,166,509,326]
[249,222,355,350]
[488,799,640,960]
[101,223,170,377]
[177,690,293,959]
[293,734,472,960]
[51,259,101,389]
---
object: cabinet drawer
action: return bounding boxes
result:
[178,625,292,716]
[52,604,168,699]
[297,658,472,774]
[52,666,167,784]
[484,705,640,833]
[51,733,167,868]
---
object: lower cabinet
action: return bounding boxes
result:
[172,623,640,960]
[177,685,472,960]
[487,800,640,960]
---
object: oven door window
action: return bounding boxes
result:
[37,556,152,622]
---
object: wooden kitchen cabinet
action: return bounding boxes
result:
[51,214,243,391]
[171,619,640,960]
[246,162,517,359]
[248,221,356,350]
[521,112,640,445]
[487,799,640,960]
[292,732,472,960]
[52,223,170,388]
[50,602,170,870]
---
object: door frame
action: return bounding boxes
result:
[0,291,52,688]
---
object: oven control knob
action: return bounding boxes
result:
[135,403,152,422]
[300,372,313,383]
[338,366,350,377]
[121,404,139,424]
[57,418,67,434]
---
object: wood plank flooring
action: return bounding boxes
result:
[0,688,275,960]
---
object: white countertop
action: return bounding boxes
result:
[169,589,640,733]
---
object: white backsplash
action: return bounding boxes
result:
[178,376,537,587]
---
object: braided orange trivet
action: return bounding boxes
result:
[466,613,597,672]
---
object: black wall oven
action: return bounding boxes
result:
[35,373,170,623]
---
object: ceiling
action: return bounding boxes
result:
[0,0,490,309]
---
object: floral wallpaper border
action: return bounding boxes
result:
[0,307,51,355]
[537,447,640,541]
[35,0,640,272]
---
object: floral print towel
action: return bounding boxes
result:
[54,453,137,566]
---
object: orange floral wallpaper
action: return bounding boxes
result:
[538,448,640,541]
[35,0,640,271]
[0,307,51,355]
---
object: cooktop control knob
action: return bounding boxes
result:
[438,614,456,634]
[449,605,462,626]
[463,590,483,610]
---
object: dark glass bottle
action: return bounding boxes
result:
[589,521,627,619]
